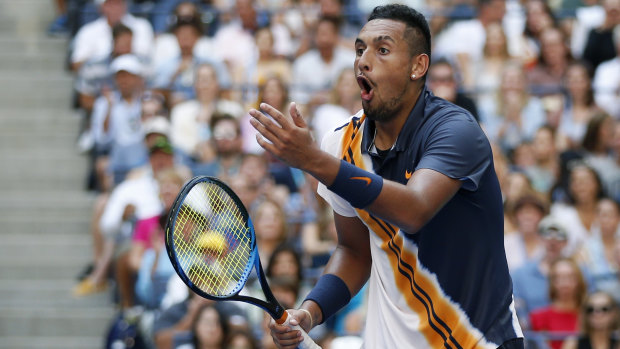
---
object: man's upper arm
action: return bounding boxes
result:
[415,114,490,191]
[333,213,370,252]
[325,212,372,294]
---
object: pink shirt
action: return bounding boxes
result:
[132,215,162,249]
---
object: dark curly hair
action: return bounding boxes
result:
[367,4,431,61]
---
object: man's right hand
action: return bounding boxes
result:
[269,309,313,349]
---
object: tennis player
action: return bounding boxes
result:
[249,4,523,349]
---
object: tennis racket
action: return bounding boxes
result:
[165,176,320,349]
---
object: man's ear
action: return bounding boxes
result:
[410,54,430,81]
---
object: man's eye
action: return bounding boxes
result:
[379,48,389,54]
[356,48,364,56]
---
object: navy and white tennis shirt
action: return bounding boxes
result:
[317,87,523,348]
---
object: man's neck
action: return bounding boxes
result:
[121,92,136,103]
[374,87,423,150]
[319,48,335,63]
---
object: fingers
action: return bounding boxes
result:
[289,102,307,129]
[270,320,302,349]
[249,108,285,144]
[259,103,291,130]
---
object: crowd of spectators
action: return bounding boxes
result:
[51,0,620,347]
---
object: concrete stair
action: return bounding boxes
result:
[0,0,115,347]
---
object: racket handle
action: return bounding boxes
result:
[281,311,322,349]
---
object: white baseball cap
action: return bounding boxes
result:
[110,54,143,76]
[143,116,171,137]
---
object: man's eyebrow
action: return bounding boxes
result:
[355,36,395,46]
[374,35,395,44]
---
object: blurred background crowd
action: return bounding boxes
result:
[50,0,620,347]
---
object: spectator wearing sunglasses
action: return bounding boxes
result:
[562,291,619,349]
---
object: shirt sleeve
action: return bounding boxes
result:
[416,113,491,191]
[99,181,133,238]
[71,26,93,64]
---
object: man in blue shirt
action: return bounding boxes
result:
[250,4,523,348]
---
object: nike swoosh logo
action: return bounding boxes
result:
[350,176,371,185]
[405,170,413,180]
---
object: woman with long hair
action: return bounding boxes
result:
[558,61,601,148]
[531,257,588,349]
[562,291,619,349]
[252,198,288,264]
[479,61,546,152]
[176,303,229,349]
[551,163,606,255]
[241,75,289,155]
[467,22,512,102]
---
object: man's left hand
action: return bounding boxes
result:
[249,102,319,171]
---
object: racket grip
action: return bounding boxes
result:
[281,311,322,349]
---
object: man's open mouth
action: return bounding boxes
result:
[357,75,374,101]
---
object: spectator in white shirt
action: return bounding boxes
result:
[433,0,507,74]
[212,0,291,85]
[70,0,153,71]
[290,15,355,107]
[90,54,146,190]
[151,17,232,107]
[73,137,176,296]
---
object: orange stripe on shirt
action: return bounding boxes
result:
[338,115,484,349]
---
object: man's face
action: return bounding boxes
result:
[101,0,126,25]
[175,26,199,56]
[428,63,456,102]
[113,32,132,57]
[195,65,219,97]
[354,19,414,122]
[149,151,174,175]
[315,20,339,53]
[115,70,142,96]
[487,0,507,22]
[212,120,241,156]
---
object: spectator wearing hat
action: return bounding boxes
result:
[75,23,133,115]
[90,54,146,189]
[151,16,231,107]
[505,195,548,272]
[511,216,570,329]
[70,0,153,72]
[73,137,178,298]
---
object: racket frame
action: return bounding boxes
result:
[165,176,287,322]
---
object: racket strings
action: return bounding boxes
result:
[172,182,252,297]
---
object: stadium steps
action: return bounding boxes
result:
[0,0,114,347]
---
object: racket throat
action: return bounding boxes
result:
[275,310,288,325]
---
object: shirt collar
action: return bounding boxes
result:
[361,85,429,155]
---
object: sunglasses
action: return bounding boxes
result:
[586,305,613,314]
